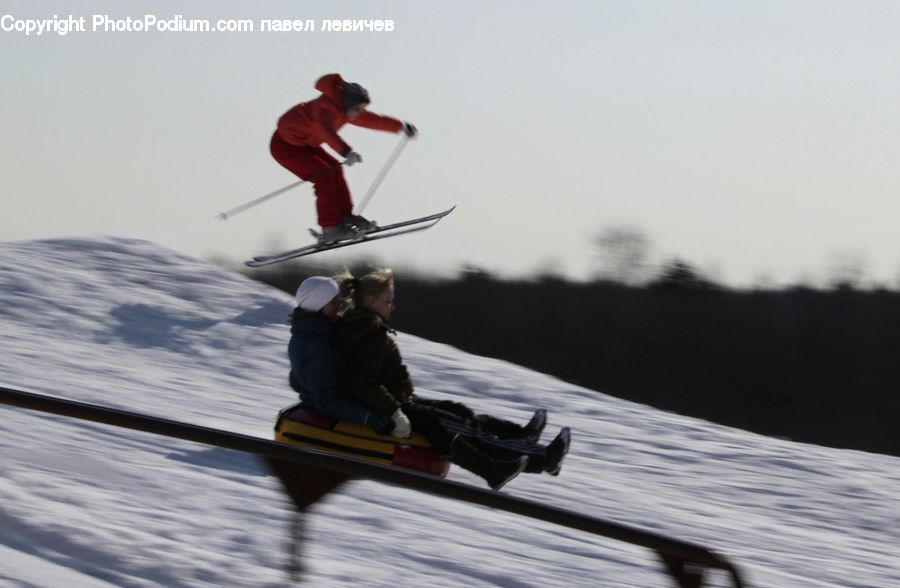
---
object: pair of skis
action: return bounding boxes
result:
[221,135,453,267]
[244,207,455,267]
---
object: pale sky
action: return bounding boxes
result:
[2,0,899,286]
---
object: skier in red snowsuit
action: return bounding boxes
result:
[270,73,417,243]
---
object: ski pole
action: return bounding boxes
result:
[216,163,345,221]
[354,134,410,216]
[217,180,302,220]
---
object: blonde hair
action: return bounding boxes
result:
[334,267,394,309]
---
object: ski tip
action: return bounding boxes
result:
[437,205,457,218]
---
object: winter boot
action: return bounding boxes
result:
[543,427,571,476]
[451,436,528,491]
[476,408,547,441]
[522,408,548,443]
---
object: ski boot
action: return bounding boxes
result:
[319,223,361,244]
[344,214,378,233]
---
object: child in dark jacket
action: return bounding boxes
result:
[333,268,571,491]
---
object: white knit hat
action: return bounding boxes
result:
[295,276,340,312]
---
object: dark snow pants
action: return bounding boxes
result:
[403,397,548,471]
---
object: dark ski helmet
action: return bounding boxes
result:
[341,82,370,113]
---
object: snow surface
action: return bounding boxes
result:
[1,237,899,588]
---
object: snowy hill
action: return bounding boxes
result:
[1,237,899,588]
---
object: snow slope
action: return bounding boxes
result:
[1,237,898,588]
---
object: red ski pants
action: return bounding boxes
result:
[270,132,352,228]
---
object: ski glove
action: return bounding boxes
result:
[390,408,412,439]
[402,122,418,138]
[365,411,395,436]
[344,151,362,166]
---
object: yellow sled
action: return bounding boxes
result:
[274,403,450,477]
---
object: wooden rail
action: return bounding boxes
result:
[0,385,746,587]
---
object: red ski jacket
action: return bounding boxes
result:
[275,73,404,155]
